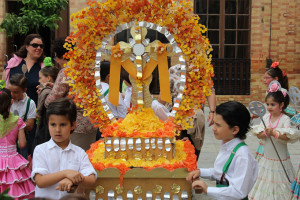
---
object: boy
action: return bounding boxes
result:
[186,101,258,200]
[100,61,127,119]
[8,74,36,157]
[31,98,96,199]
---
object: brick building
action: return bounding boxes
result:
[1,0,299,105]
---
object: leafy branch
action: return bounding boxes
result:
[0,0,68,36]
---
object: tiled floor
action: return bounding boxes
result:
[192,107,300,200]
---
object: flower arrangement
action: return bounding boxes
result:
[86,139,197,185]
[63,0,214,130]
[102,107,177,138]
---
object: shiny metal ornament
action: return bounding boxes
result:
[120,138,126,151]
[155,195,162,200]
[89,190,96,200]
[165,138,171,152]
[136,138,142,151]
[95,185,104,194]
[170,183,181,194]
[172,194,179,200]
[145,138,150,150]
[113,138,120,152]
[137,198,142,200]
[164,192,170,200]
[157,138,163,150]
[115,184,124,194]
[127,190,133,200]
[106,137,112,152]
[134,186,142,195]
[151,138,156,149]
[116,196,123,200]
[108,190,114,200]
[22,64,27,74]
[181,190,188,200]
[128,138,134,150]
[154,185,163,194]
[146,191,153,200]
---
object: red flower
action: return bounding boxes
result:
[271,61,279,68]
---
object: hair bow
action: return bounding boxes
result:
[271,61,279,68]
[43,57,53,67]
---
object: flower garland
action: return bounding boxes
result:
[86,139,197,185]
[102,107,177,138]
[64,0,214,130]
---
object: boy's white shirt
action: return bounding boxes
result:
[31,139,97,199]
[200,138,258,200]
[101,82,127,119]
[10,93,36,119]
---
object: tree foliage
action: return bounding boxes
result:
[0,0,68,36]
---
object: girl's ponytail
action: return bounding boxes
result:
[281,72,289,90]
[0,88,12,119]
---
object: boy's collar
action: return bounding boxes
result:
[15,93,27,103]
[222,138,243,151]
[48,138,73,151]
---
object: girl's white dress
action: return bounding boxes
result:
[248,113,300,200]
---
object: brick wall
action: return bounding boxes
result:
[0,1,6,78]
[216,0,300,106]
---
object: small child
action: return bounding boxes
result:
[186,101,258,200]
[0,87,35,199]
[35,61,59,146]
[8,74,36,158]
[248,81,300,199]
[31,98,97,199]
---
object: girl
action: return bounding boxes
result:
[290,165,300,199]
[0,87,35,199]
[256,61,289,160]
[35,59,59,147]
[248,81,300,200]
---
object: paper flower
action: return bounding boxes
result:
[271,61,279,68]
[268,82,280,93]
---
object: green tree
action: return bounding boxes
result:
[0,0,68,36]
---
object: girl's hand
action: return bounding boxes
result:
[192,180,208,194]
[64,170,84,185]
[186,169,200,184]
[265,128,274,136]
[45,82,54,88]
[56,178,73,192]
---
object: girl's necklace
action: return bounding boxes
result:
[269,113,283,129]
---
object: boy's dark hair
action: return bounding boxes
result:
[52,37,68,59]
[216,101,250,140]
[46,98,77,126]
[9,74,27,90]
[265,90,289,110]
[14,34,45,65]
[266,67,289,90]
[0,88,12,119]
[100,61,111,81]
[40,66,59,82]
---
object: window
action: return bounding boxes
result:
[195,0,251,59]
[195,0,251,95]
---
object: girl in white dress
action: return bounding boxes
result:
[248,82,300,200]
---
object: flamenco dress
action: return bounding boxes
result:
[0,113,35,199]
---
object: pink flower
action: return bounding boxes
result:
[269,83,279,92]
[271,62,279,68]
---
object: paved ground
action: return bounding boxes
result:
[192,106,300,200]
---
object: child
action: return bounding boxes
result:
[186,101,258,200]
[256,62,290,160]
[0,87,35,199]
[35,61,59,146]
[31,98,97,199]
[8,73,36,158]
[290,164,300,199]
[248,81,300,199]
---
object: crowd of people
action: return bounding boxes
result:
[0,33,299,200]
